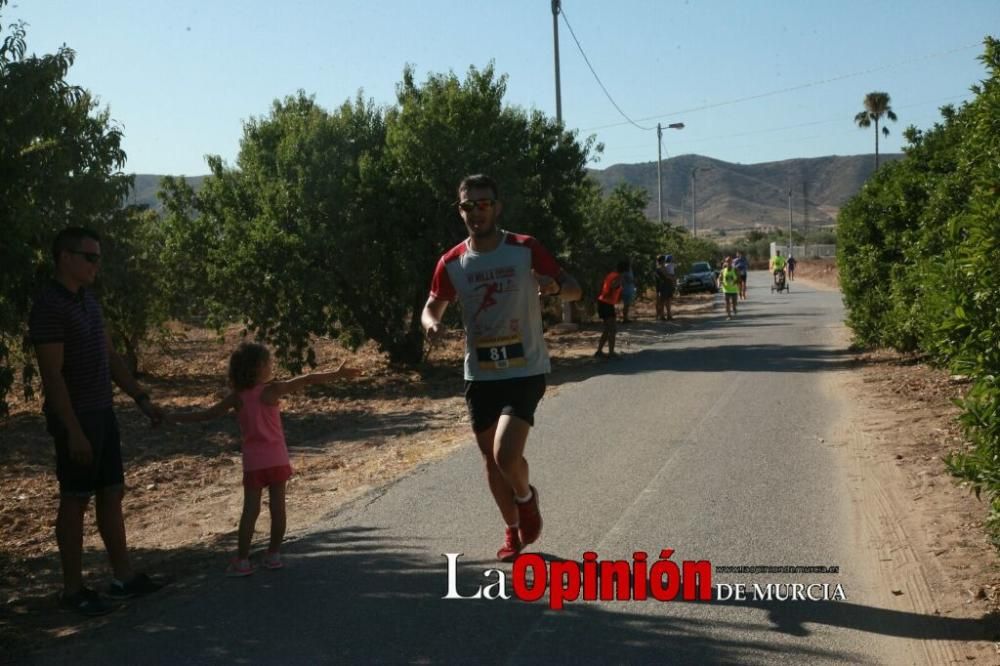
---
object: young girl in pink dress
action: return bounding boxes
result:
[171,343,359,575]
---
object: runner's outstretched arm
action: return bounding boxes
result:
[560,272,582,301]
[422,296,449,341]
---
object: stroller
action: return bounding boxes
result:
[771,269,789,293]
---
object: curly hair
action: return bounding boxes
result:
[228,342,270,392]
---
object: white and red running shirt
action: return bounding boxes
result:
[430,231,562,381]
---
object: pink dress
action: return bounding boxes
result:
[236,384,291,479]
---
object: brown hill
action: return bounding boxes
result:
[127,174,207,211]
[589,153,902,233]
[130,153,900,234]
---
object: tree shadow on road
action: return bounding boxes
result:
[7,522,996,664]
[547,342,857,391]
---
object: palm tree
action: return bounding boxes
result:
[854,91,898,170]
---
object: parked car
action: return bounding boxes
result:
[678,261,719,294]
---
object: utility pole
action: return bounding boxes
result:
[553,0,574,326]
[692,169,698,237]
[656,122,684,225]
[691,166,712,237]
[787,188,793,257]
[802,180,808,258]
[656,123,663,224]
[552,0,562,123]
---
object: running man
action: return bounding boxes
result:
[422,174,582,562]
[718,256,740,319]
[769,250,788,287]
[733,251,749,300]
[787,255,797,281]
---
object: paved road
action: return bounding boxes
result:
[31,273,981,664]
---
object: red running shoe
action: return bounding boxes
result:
[497,526,522,562]
[517,485,542,546]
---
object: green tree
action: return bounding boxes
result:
[839,38,1000,535]
[0,0,132,413]
[159,65,600,366]
[99,206,172,375]
[854,91,898,169]
[939,38,1000,531]
[570,183,662,300]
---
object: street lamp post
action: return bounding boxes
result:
[690,166,712,237]
[656,122,684,224]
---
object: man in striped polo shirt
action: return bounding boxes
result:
[30,227,166,616]
[422,174,582,562]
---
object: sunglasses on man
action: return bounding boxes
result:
[457,198,497,212]
[69,250,102,264]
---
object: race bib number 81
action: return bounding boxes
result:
[475,335,526,371]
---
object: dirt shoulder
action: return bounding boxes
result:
[2,268,998,659]
[831,347,1000,662]
[794,257,840,290]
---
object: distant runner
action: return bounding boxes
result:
[719,256,740,319]
[770,250,788,289]
[733,251,749,300]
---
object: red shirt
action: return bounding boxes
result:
[598,271,623,305]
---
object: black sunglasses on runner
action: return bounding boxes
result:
[457,198,497,212]
[69,250,102,264]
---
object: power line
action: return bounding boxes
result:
[581,42,981,132]
[707,162,831,211]
[675,93,972,144]
[601,92,973,160]
[559,5,654,132]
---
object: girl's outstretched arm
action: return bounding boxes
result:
[261,361,362,404]
[169,392,240,423]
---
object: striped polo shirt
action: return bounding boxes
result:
[29,280,113,414]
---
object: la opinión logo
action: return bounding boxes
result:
[443,550,712,610]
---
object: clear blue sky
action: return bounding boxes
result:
[11,0,998,175]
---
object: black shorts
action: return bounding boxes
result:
[47,407,124,497]
[657,283,675,298]
[725,292,738,304]
[465,375,547,433]
[597,301,616,320]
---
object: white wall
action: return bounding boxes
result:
[770,242,836,259]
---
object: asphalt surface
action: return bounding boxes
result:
[30,273,961,664]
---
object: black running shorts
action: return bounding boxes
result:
[47,407,124,497]
[597,301,616,321]
[464,374,547,433]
